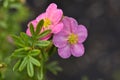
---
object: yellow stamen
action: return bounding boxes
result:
[43,18,51,28]
[68,33,78,44]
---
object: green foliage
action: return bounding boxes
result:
[29,49,41,57]
[35,41,51,47]
[19,56,28,71]
[29,19,44,37]
[11,19,62,80]
[0,1,62,79]
[13,60,21,71]
[47,61,62,75]
[29,56,41,67]
[27,60,34,77]
[35,19,44,35]
[30,23,35,36]
[0,0,30,80]
[37,29,51,39]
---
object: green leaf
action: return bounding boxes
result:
[14,47,30,52]
[12,35,22,43]
[29,49,41,56]
[35,41,51,47]
[14,48,25,52]
[37,29,51,39]
[29,56,41,67]
[30,23,35,36]
[48,45,57,56]
[11,47,30,58]
[27,62,34,77]
[12,51,26,58]
[20,32,32,46]
[12,35,25,47]
[20,32,29,40]
[14,42,25,47]
[47,61,62,75]
[13,60,21,71]
[24,47,31,51]
[19,56,28,71]
[20,32,31,46]
[35,20,44,35]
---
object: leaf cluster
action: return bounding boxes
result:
[46,61,62,75]
[11,20,51,77]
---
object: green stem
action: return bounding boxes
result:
[40,58,44,80]
[37,50,46,80]
[32,39,35,49]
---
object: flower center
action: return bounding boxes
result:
[43,18,51,27]
[68,33,78,44]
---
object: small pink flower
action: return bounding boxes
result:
[53,16,88,59]
[26,3,63,40]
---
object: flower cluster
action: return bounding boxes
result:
[26,3,88,59]
[26,3,63,40]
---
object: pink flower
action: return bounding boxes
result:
[26,3,63,40]
[53,16,88,59]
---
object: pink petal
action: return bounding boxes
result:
[26,28,31,36]
[28,20,38,28]
[53,32,68,48]
[62,17,72,34]
[36,13,46,22]
[46,3,57,17]
[58,45,71,59]
[52,22,63,34]
[71,44,84,57]
[77,25,88,43]
[49,9,63,24]
[69,17,78,33]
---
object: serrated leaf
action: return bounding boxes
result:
[30,23,35,36]
[27,62,34,77]
[19,56,28,71]
[13,60,21,71]
[35,41,51,47]
[29,56,41,67]
[37,29,51,39]
[35,20,44,35]
[29,49,40,56]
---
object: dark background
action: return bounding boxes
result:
[25,0,120,80]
